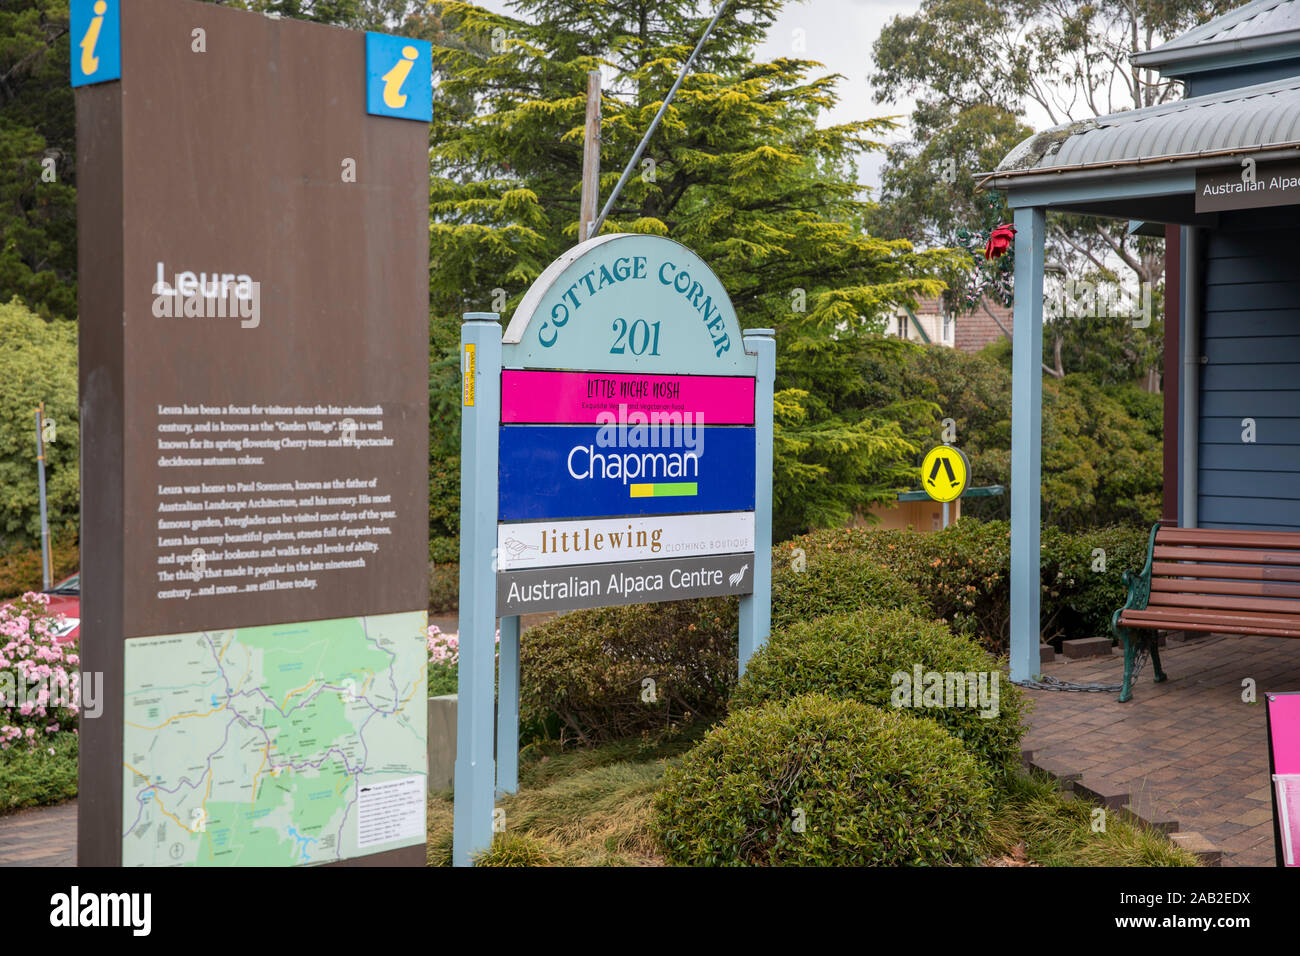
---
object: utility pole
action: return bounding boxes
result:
[589,0,730,237]
[578,69,601,242]
[35,403,52,589]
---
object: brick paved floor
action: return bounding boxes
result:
[1023,633,1300,867]
[0,799,76,866]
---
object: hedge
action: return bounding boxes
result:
[773,519,1151,653]
[652,693,992,866]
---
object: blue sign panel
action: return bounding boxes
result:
[71,0,121,87]
[499,425,755,520]
[365,32,433,121]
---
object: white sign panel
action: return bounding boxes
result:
[496,511,754,571]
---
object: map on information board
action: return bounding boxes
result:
[122,610,427,866]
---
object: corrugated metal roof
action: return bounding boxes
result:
[1133,0,1300,70]
[989,74,1300,179]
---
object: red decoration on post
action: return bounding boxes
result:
[984,223,1016,260]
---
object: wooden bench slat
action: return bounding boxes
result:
[1157,527,1300,548]
[1150,577,1300,598]
[1153,545,1300,566]
[1122,607,1300,634]
[1146,591,1300,614]
[1120,613,1300,637]
[1151,561,1300,582]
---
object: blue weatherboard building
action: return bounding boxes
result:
[982,0,1300,686]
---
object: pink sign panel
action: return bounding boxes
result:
[1268,693,1300,866]
[502,369,755,425]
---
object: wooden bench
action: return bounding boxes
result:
[1112,523,1300,702]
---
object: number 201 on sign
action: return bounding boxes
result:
[611,318,661,356]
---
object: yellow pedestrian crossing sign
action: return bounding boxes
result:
[921,445,969,503]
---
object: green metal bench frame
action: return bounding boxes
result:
[1109,522,1169,703]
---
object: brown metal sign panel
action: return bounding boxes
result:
[77,0,429,866]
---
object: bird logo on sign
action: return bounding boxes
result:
[921,445,969,503]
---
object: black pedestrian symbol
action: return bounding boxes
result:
[927,455,959,489]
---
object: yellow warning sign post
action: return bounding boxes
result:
[921,444,970,504]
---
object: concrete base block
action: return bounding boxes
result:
[1039,643,1056,665]
[1170,832,1222,867]
[1062,636,1113,659]
[1031,755,1082,788]
[428,694,457,792]
[1073,777,1131,810]
[1119,794,1179,835]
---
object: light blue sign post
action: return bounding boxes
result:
[453,314,502,866]
[739,328,774,675]
[454,235,774,865]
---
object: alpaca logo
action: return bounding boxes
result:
[71,0,120,87]
[728,563,749,587]
[365,33,433,122]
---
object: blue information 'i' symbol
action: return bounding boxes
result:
[70,0,121,87]
[365,33,433,122]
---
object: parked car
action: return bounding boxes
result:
[42,572,80,643]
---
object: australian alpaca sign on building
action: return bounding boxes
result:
[455,233,774,864]
[74,0,430,867]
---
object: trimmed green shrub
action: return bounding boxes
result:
[520,597,738,745]
[771,544,925,630]
[732,607,1028,778]
[653,693,992,865]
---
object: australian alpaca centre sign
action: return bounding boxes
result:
[454,233,775,865]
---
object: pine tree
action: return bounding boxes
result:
[412,0,964,535]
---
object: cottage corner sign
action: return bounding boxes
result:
[455,233,774,866]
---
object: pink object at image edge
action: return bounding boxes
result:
[1269,695,1300,865]
[501,369,755,424]
[1270,694,1300,773]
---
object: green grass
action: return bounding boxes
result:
[428,728,707,866]
[985,769,1200,867]
[0,731,78,814]
[429,732,1202,867]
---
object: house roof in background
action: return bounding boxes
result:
[1133,0,1300,75]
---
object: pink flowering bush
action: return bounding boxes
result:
[427,624,459,667]
[0,592,80,750]
[426,624,498,697]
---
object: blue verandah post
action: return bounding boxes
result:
[739,328,775,676]
[1010,207,1045,683]
[453,313,502,866]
